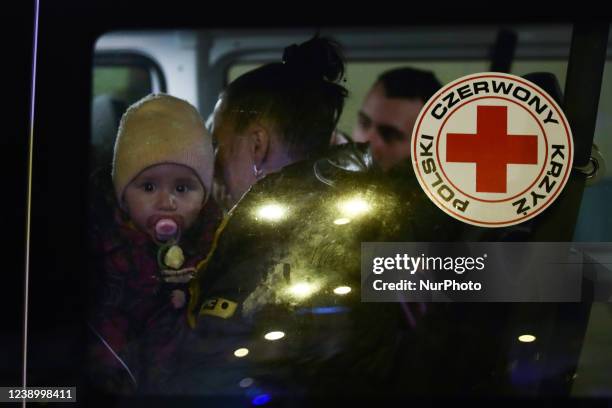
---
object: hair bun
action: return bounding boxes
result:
[282,36,345,83]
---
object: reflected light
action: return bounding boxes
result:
[296,306,349,315]
[333,286,351,295]
[338,197,371,217]
[234,348,249,358]
[333,218,351,225]
[255,203,287,221]
[264,331,285,341]
[252,394,271,406]
[518,334,536,343]
[288,282,318,299]
[311,306,349,314]
[239,377,254,388]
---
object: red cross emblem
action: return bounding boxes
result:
[411,73,573,228]
[446,105,538,193]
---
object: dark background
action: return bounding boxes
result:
[4,1,611,407]
[3,0,35,393]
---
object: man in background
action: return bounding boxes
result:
[353,67,442,172]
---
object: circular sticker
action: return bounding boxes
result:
[411,72,573,227]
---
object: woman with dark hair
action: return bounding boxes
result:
[210,35,348,208]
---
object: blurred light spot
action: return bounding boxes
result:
[255,203,287,221]
[288,282,318,299]
[338,197,371,217]
[333,218,351,225]
[252,394,271,406]
[239,377,254,388]
[312,306,349,314]
[518,334,536,343]
[234,348,249,358]
[296,306,350,315]
[333,286,351,295]
[264,331,285,341]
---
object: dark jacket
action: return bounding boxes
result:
[167,143,506,402]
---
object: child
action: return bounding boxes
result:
[87,94,222,394]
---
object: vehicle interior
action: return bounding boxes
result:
[86,23,612,402]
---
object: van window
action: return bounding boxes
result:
[93,65,151,105]
[90,53,166,172]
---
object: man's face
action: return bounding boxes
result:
[353,82,424,172]
[123,163,205,243]
[211,103,257,208]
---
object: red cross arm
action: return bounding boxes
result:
[445,105,538,194]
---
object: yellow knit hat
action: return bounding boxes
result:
[112,94,214,204]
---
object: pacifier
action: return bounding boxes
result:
[155,218,178,242]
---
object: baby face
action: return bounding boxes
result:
[123,163,206,243]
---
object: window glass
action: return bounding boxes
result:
[91,62,158,172]
[93,65,152,104]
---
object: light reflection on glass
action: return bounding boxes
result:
[288,282,318,299]
[338,197,371,217]
[518,334,536,343]
[252,394,271,406]
[239,377,254,388]
[264,331,285,341]
[311,306,349,314]
[255,203,287,221]
[333,218,351,225]
[296,306,350,315]
[333,286,351,295]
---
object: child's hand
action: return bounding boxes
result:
[170,289,186,309]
